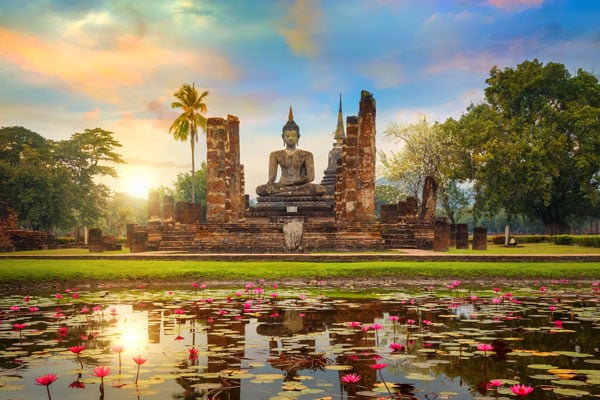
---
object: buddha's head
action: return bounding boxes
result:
[282,106,300,144]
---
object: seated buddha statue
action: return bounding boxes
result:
[256,108,326,197]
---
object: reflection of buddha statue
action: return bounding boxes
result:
[256,108,326,197]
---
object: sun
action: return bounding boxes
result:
[121,170,151,199]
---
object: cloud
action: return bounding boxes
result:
[487,0,545,11]
[146,97,179,131]
[84,107,101,121]
[0,27,238,103]
[425,51,500,75]
[357,58,407,89]
[125,156,189,169]
[276,0,322,57]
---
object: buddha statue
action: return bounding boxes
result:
[256,108,326,197]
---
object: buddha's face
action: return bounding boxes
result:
[282,129,299,146]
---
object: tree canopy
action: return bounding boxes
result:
[446,59,600,233]
[379,116,467,223]
[0,126,124,231]
[169,83,209,203]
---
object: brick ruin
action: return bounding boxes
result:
[0,202,55,251]
[132,90,436,253]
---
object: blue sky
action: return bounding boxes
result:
[1,0,599,198]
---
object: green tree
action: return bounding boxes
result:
[173,161,208,205]
[379,116,464,222]
[169,83,209,203]
[448,59,600,235]
[0,126,124,234]
[54,128,124,239]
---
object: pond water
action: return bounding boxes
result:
[1,281,599,399]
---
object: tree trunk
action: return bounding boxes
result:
[504,223,510,246]
[190,135,196,203]
[543,220,571,235]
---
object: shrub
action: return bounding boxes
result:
[552,235,573,245]
[572,235,600,248]
[491,235,551,245]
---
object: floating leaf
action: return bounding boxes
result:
[528,364,558,370]
[552,388,591,397]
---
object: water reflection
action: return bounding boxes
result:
[0,286,599,399]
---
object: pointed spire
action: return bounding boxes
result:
[288,105,294,121]
[334,93,345,140]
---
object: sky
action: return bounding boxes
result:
[1,0,599,199]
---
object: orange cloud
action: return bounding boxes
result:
[276,0,322,57]
[0,27,238,102]
[488,0,544,10]
[84,107,101,120]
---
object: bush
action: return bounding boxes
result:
[572,235,600,248]
[552,235,573,245]
[491,235,551,245]
[55,237,76,246]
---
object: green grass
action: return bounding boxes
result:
[1,258,599,288]
[1,243,598,291]
[449,243,600,254]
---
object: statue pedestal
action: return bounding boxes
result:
[247,195,334,223]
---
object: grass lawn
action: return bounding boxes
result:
[1,242,599,291]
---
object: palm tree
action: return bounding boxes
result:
[169,83,209,203]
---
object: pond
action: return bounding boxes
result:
[1,280,599,399]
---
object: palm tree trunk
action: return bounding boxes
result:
[190,135,196,203]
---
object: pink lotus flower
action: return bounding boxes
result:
[36,373,58,400]
[133,355,147,384]
[348,321,361,328]
[13,323,26,331]
[189,348,199,361]
[553,320,563,329]
[69,345,85,368]
[370,363,387,370]
[510,384,534,398]
[341,373,361,384]
[477,343,494,358]
[69,345,85,354]
[487,379,503,388]
[93,366,110,390]
[407,319,416,325]
[389,315,399,322]
[390,343,404,352]
[370,323,383,330]
[36,373,58,385]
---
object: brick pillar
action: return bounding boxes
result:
[126,224,134,248]
[334,157,345,222]
[88,228,103,252]
[226,115,244,222]
[472,227,488,250]
[455,223,469,249]
[163,195,175,224]
[356,90,376,222]
[338,116,358,223]
[130,231,148,253]
[147,190,160,223]
[206,117,227,223]
[433,218,450,252]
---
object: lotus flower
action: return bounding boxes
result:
[510,384,534,398]
[35,374,58,400]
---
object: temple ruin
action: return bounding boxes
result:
[133,90,435,253]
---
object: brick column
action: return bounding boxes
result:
[356,90,376,222]
[226,115,244,222]
[455,223,469,249]
[206,117,227,223]
[338,116,358,223]
[472,227,488,250]
[433,218,450,252]
[163,195,175,223]
[147,190,161,223]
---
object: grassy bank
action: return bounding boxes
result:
[1,258,599,288]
